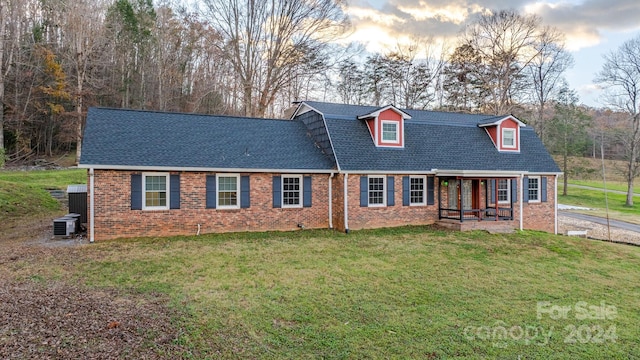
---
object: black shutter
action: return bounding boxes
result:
[512,179,518,203]
[241,175,250,208]
[170,174,180,209]
[131,174,142,210]
[303,176,312,207]
[402,176,410,206]
[541,177,548,202]
[273,176,282,208]
[523,176,529,203]
[206,175,216,209]
[427,176,435,205]
[360,176,368,207]
[387,176,395,206]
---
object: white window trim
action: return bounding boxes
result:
[216,174,240,210]
[502,128,516,149]
[497,179,511,204]
[368,175,386,207]
[409,175,426,206]
[528,176,541,203]
[380,120,400,144]
[281,174,303,209]
[142,172,170,211]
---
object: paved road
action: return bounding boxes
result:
[560,211,640,233]
[566,184,640,197]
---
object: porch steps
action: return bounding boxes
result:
[436,219,515,234]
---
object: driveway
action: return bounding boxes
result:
[560,211,640,233]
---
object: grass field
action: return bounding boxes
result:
[0,169,85,221]
[559,182,640,224]
[13,227,630,358]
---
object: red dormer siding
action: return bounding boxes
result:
[498,118,520,152]
[486,126,498,147]
[376,109,404,148]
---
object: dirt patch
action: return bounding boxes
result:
[0,218,196,359]
[0,281,189,359]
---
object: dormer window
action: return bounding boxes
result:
[382,121,399,143]
[502,128,516,148]
[478,115,525,153]
[357,105,411,148]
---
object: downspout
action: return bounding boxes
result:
[519,173,524,231]
[328,173,334,229]
[89,168,95,243]
[555,174,558,235]
[344,173,349,233]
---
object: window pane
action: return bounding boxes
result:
[528,178,539,201]
[410,177,424,204]
[218,177,238,206]
[145,175,167,208]
[498,179,509,202]
[369,177,384,205]
[283,176,301,206]
[382,123,397,142]
[503,130,515,146]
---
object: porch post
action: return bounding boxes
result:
[494,179,498,221]
[437,177,442,219]
[459,179,464,223]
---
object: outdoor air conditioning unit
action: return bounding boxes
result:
[53,217,76,237]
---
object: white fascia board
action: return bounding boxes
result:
[78,164,336,174]
[477,115,526,128]
[290,102,321,119]
[526,171,564,176]
[341,170,436,175]
[434,169,525,177]
[356,104,412,120]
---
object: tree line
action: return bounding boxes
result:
[1,1,639,204]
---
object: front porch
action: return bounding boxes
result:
[436,177,517,231]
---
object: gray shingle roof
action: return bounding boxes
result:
[80,108,336,170]
[301,101,561,173]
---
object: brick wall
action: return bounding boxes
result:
[89,170,331,241]
[342,175,439,231]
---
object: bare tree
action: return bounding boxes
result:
[60,0,109,164]
[461,10,547,115]
[595,35,640,206]
[527,28,573,144]
[201,0,349,117]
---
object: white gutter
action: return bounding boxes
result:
[344,173,349,233]
[329,173,334,229]
[78,164,335,174]
[555,174,558,235]
[519,173,524,231]
[89,168,95,243]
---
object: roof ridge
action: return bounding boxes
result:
[90,107,292,122]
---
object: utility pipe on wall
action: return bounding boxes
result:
[89,168,95,243]
[344,173,349,233]
[329,173,334,229]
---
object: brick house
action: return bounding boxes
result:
[79,101,561,241]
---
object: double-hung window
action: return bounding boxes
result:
[497,179,510,203]
[368,176,385,206]
[282,175,302,208]
[143,173,169,210]
[502,128,516,148]
[410,176,426,206]
[528,176,540,203]
[381,121,399,143]
[217,174,240,209]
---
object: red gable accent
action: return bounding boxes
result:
[376,109,403,147]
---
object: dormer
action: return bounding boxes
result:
[478,115,526,153]
[357,105,412,148]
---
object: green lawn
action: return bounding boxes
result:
[56,227,639,358]
[559,183,640,224]
[0,168,85,221]
[569,180,640,195]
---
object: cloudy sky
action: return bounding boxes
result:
[342,0,640,107]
